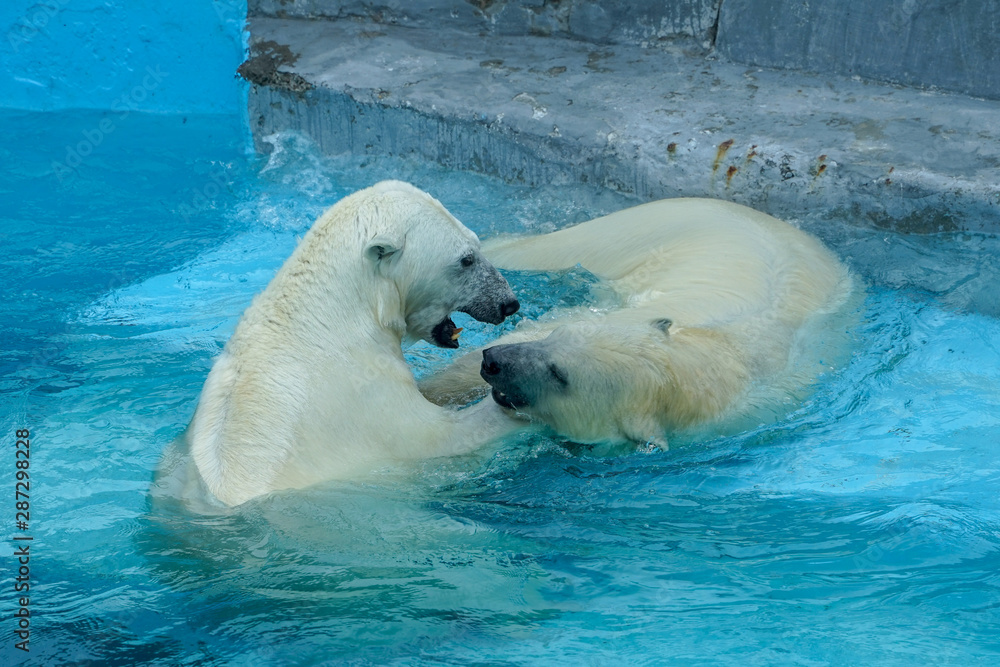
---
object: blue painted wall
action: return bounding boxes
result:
[0,0,247,113]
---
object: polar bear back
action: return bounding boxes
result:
[485,198,846,329]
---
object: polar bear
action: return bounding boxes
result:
[158,181,523,507]
[420,198,854,447]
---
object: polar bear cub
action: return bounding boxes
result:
[166,181,521,507]
[421,198,853,447]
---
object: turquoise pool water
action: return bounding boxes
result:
[2,109,1000,665]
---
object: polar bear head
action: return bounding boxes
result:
[357,181,520,347]
[478,319,698,448]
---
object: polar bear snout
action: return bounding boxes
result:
[458,260,520,325]
[480,346,505,379]
[501,297,521,318]
[481,342,566,410]
[481,345,532,409]
[463,295,520,325]
[406,253,519,347]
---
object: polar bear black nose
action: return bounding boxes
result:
[501,298,520,318]
[482,347,502,376]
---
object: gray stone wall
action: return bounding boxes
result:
[247,1,723,50]
[716,0,1000,101]
[248,0,1000,99]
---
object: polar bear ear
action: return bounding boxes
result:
[652,318,672,334]
[365,236,403,265]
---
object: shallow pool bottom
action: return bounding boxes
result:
[2,110,999,665]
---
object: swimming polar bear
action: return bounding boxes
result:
[420,198,854,448]
[157,181,522,507]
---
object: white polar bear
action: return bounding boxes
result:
[420,198,854,447]
[160,181,523,507]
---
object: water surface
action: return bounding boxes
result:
[2,110,999,665]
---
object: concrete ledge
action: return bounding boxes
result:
[245,16,1000,233]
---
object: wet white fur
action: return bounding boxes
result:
[172,181,522,507]
[420,197,853,446]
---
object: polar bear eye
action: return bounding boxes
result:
[460,253,476,268]
[548,363,569,387]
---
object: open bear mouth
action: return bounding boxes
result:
[431,317,464,349]
[491,387,529,410]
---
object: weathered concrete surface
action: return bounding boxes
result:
[716,0,1000,102]
[245,16,1000,232]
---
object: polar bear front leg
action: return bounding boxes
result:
[418,351,491,406]
[437,398,531,456]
